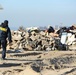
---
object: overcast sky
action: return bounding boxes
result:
[0,0,76,30]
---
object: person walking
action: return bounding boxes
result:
[0,20,12,60]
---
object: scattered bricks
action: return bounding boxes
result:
[7,30,76,51]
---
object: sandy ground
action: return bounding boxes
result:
[0,49,76,75]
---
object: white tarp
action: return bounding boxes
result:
[66,33,76,45]
[60,32,67,44]
[61,32,76,45]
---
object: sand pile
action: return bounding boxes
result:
[19,66,40,75]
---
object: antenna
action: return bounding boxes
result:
[0,4,3,10]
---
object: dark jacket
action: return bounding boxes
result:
[56,27,67,38]
[47,26,55,33]
[0,23,12,43]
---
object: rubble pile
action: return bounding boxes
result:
[7,30,55,51]
[6,29,76,51]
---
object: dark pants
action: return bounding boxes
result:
[0,40,7,59]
